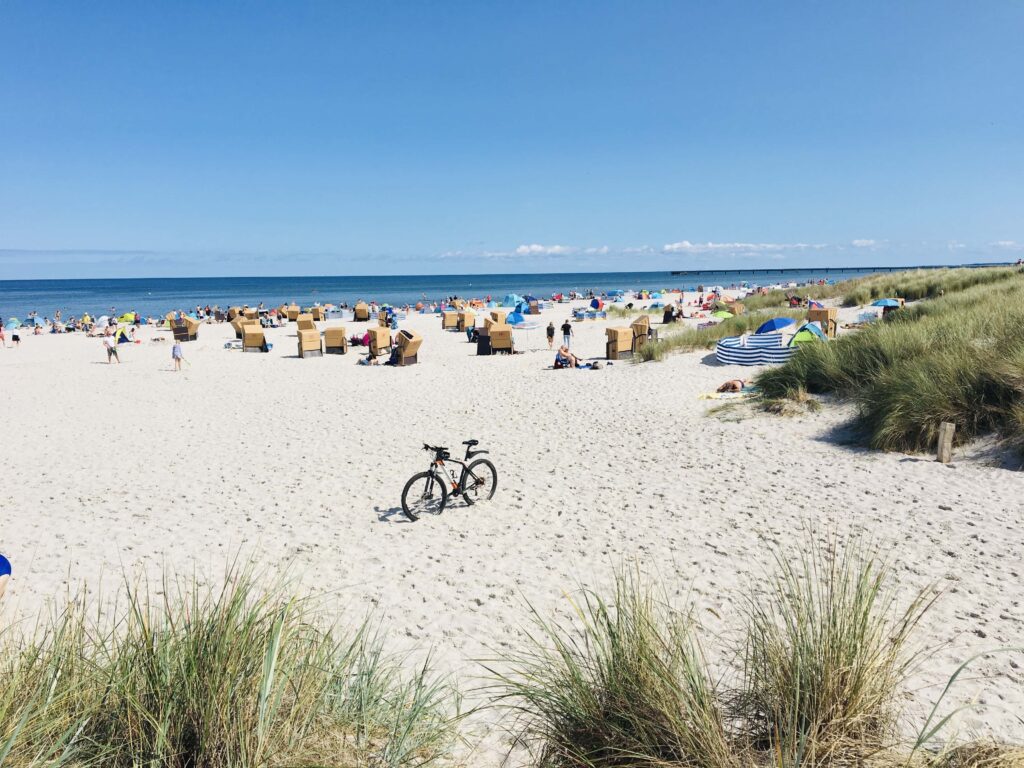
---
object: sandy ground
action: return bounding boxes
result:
[1,298,1022,760]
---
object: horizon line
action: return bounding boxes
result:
[1,261,1016,284]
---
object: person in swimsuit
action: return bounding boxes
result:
[554,345,579,369]
[716,379,746,393]
[546,321,555,349]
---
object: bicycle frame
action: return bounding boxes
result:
[425,443,488,494]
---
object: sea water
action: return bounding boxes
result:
[0,268,885,320]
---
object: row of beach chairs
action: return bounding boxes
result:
[232,313,421,363]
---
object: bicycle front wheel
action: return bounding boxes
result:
[462,459,497,505]
[401,472,448,521]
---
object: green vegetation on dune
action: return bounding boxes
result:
[738,266,1020,312]
[757,271,1024,453]
[491,536,1019,768]
[0,567,457,768]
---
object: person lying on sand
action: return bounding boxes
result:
[717,379,747,393]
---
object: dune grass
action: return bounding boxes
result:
[0,567,457,767]
[605,305,663,319]
[485,535,1019,768]
[738,267,1020,313]
[740,538,935,765]
[757,271,1024,453]
[488,570,736,768]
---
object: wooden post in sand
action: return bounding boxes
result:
[937,422,955,464]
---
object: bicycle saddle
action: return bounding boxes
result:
[462,439,479,446]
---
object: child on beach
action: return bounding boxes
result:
[103,335,119,364]
[172,341,184,371]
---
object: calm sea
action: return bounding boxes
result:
[0,268,882,320]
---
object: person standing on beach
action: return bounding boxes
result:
[546,321,555,349]
[103,334,120,364]
[172,340,184,371]
[561,319,573,349]
[0,320,6,348]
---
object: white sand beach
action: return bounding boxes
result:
[1,302,1022,759]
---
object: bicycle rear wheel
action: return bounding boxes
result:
[461,459,497,505]
[401,471,448,521]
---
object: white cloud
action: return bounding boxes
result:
[623,245,655,254]
[991,240,1021,249]
[514,243,577,256]
[583,246,609,255]
[851,239,876,247]
[662,241,825,253]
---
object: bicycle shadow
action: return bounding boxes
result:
[375,505,412,523]
[375,499,468,523]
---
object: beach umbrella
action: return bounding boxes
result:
[756,317,797,334]
[590,298,603,310]
[807,300,824,309]
[711,310,733,319]
[6,318,20,328]
[871,298,901,307]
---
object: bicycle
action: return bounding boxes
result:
[401,440,498,521]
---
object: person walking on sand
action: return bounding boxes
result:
[546,321,555,349]
[0,320,6,349]
[172,340,184,371]
[103,334,120,364]
[561,318,573,349]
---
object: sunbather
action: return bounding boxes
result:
[554,345,579,369]
[716,379,747,392]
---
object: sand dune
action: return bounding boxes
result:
[1,301,1021,760]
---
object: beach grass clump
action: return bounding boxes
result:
[0,567,457,768]
[739,538,935,765]
[489,536,1006,767]
[605,304,662,319]
[757,273,1024,452]
[490,569,736,768]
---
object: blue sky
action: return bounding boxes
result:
[1,1,1022,279]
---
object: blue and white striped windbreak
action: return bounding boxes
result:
[715,333,797,366]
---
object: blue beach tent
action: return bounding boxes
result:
[756,317,797,334]
[507,311,526,325]
[502,293,525,308]
[871,298,902,307]
[0,553,10,577]
[6,318,20,328]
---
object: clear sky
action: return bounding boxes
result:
[1,1,1022,279]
